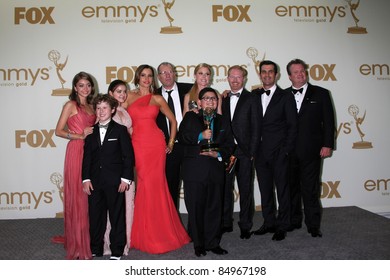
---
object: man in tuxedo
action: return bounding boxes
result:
[156,62,193,210]
[82,94,134,260]
[252,60,297,241]
[221,65,261,239]
[179,87,234,257]
[285,58,335,237]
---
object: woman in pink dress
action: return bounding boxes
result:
[126,64,190,254]
[102,79,135,256]
[54,72,96,260]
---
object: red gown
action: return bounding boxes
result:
[63,102,96,259]
[127,94,190,254]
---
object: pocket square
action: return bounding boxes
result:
[108,138,118,141]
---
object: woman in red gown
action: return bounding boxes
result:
[55,72,96,259]
[127,64,190,254]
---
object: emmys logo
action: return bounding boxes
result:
[50,172,64,218]
[364,178,390,193]
[160,0,182,34]
[345,0,367,34]
[246,47,266,90]
[348,105,373,149]
[48,50,71,96]
[360,63,390,80]
[81,5,158,23]
[275,4,346,23]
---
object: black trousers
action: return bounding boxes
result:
[165,143,185,210]
[184,179,223,250]
[255,153,291,231]
[223,155,255,231]
[289,154,322,229]
[88,183,126,256]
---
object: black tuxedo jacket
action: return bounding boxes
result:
[252,86,298,161]
[156,82,193,143]
[178,110,235,183]
[221,88,261,158]
[285,83,335,160]
[82,120,134,186]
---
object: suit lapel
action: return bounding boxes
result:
[264,87,282,117]
[100,121,114,146]
[299,84,313,115]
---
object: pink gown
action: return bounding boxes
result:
[127,94,190,254]
[103,106,135,256]
[63,102,96,259]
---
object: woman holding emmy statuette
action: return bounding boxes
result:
[178,87,234,257]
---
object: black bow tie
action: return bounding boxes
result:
[229,92,240,98]
[261,89,271,96]
[98,123,109,129]
[292,88,303,94]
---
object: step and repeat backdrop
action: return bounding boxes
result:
[1,0,389,219]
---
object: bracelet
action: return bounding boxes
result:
[168,139,175,146]
[67,133,71,140]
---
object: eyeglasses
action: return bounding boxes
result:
[158,71,174,75]
[201,96,217,102]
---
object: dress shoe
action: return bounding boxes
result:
[208,246,228,255]
[194,247,207,257]
[252,225,275,235]
[286,224,302,232]
[109,255,121,260]
[308,228,322,237]
[240,229,252,239]
[221,226,233,234]
[92,253,103,258]
[272,230,286,241]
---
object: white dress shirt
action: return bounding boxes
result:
[162,83,183,129]
[292,83,308,113]
[261,84,277,116]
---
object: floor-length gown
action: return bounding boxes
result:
[63,102,96,259]
[103,106,135,256]
[127,94,190,254]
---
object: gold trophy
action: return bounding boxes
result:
[345,0,367,34]
[160,0,182,34]
[246,47,265,90]
[48,50,72,96]
[348,105,373,149]
[200,107,219,152]
[50,172,64,218]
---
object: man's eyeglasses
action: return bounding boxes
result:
[201,96,217,102]
[158,71,174,75]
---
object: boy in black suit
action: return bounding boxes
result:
[82,94,134,260]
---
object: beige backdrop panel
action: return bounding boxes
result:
[1,0,389,219]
